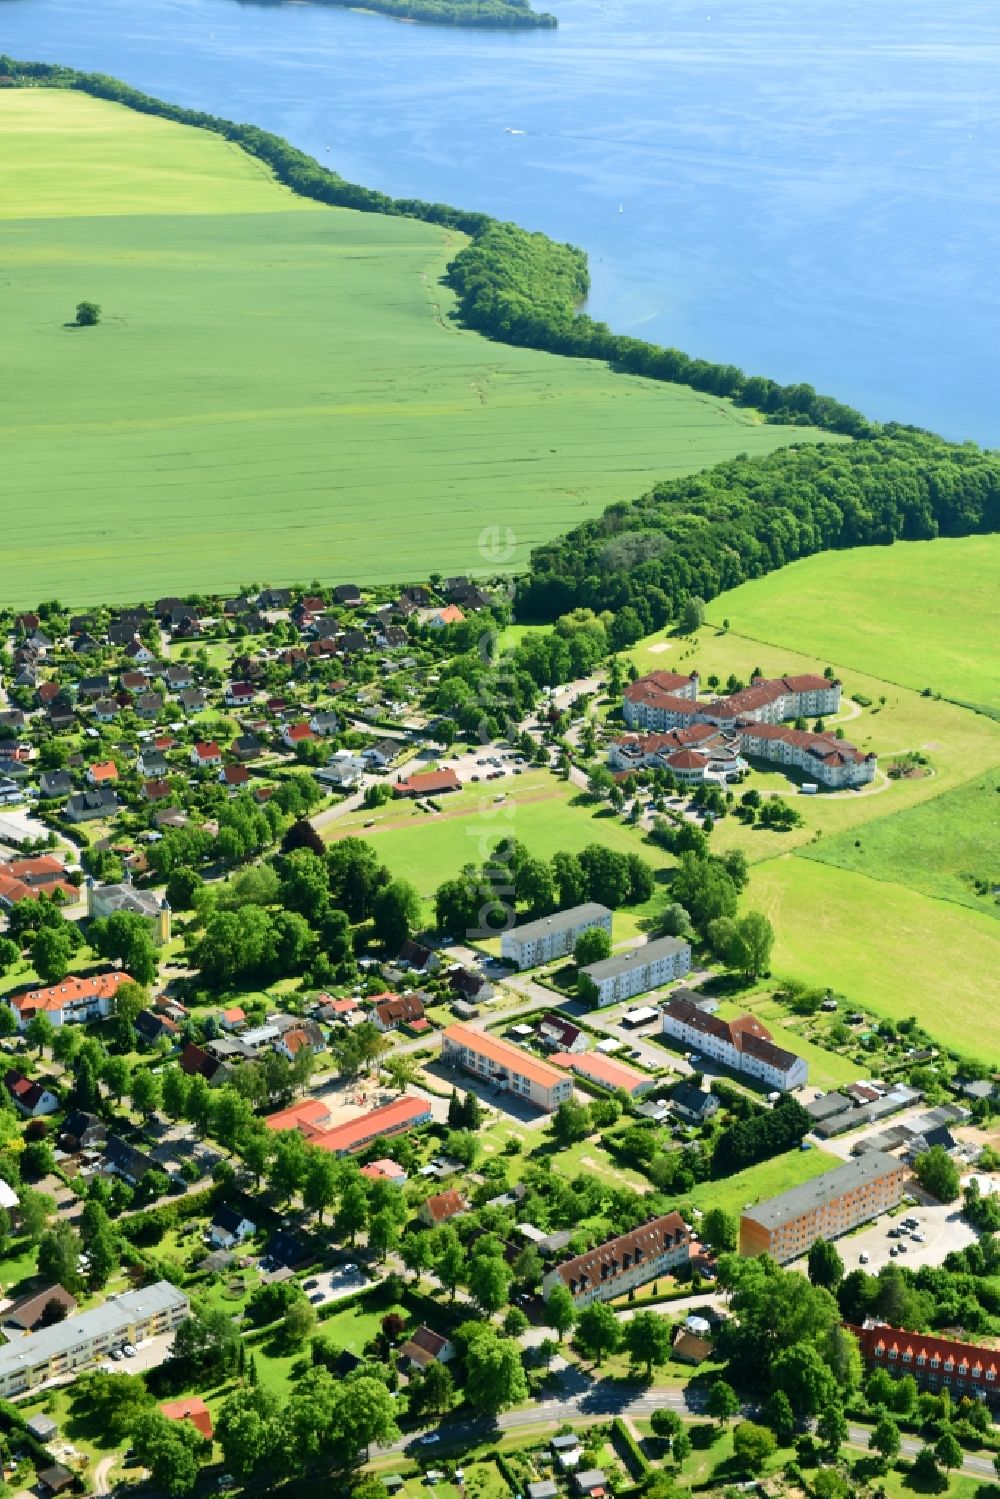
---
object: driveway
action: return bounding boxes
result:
[301,1264,369,1307]
[822,1194,977,1276]
[99,1330,177,1375]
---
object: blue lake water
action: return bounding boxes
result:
[2,0,999,443]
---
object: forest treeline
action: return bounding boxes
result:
[3,59,867,439]
[514,431,1000,625]
[304,0,557,25]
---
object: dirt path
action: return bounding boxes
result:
[94,1457,115,1496]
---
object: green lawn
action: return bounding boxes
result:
[682,1144,841,1217]
[325,769,671,906]
[748,856,1000,1060]
[702,536,1000,713]
[0,90,826,606]
[801,770,1000,920]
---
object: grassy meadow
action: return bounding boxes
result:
[803,770,1000,920]
[0,90,826,606]
[750,857,1000,1060]
[701,537,1000,713]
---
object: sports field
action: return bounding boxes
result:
[0,90,824,606]
[702,537,1000,713]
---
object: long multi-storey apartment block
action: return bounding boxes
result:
[501,903,612,969]
[851,1320,1000,1403]
[0,1282,189,1398]
[580,936,692,1006]
[440,1024,574,1113]
[740,1152,906,1263]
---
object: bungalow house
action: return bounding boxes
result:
[78,675,111,701]
[180,1041,232,1087]
[4,1070,59,1118]
[372,992,426,1035]
[134,1009,179,1047]
[398,1326,455,1371]
[672,1330,712,1365]
[92,698,120,724]
[315,753,366,789]
[219,764,250,790]
[160,1398,213,1442]
[121,671,149,695]
[225,682,257,708]
[104,1134,159,1186]
[86,761,118,787]
[191,741,223,769]
[209,1205,256,1249]
[123,640,154,665]
[332,584,362,607]
[219,1006,246,1032]
[137,749,168,778]
[66,788,119,823]
[362,739,400,769]
[164,665,193,691]
[574,1472,608,1499]
[143,778,172,803]
[178,688,207,714]
[419,1190,467,1227]
[428,605,465,629]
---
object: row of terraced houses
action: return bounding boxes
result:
[613,670,876,789]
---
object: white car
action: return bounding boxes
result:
[110,1348,124,1361]
[418,1433,440,1446]
[123,1344,137,1357]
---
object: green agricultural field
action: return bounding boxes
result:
[0,90,825,606]
[749,857,1000,1060]
[802,771,1000,920]
[702,537,1000,713]
[324,769,670,907]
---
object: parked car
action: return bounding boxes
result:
[418,1433,440,1446]
[859,1252,870,1264]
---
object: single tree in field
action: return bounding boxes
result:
[75,301,101,326]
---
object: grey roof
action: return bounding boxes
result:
[0,1281,188,1381]
[741,1151,902,1230]
[582,935,689,983]
[805,1091,852,1122]
[508,903,611,944]
[91,882,166,919]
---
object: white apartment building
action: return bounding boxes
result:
[662,995,808,1092]
[580,936,692,1007]
[501,903,612,969]
[440,1024,573,1112]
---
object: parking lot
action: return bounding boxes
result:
[800,1194,977,1276]
[299,1264,368,1306]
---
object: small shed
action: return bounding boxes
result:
[25,1414,57,1441]
[38,1465,75,1494]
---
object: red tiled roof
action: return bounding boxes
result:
[423,1189,467,1223]
[551,1050,650,1096]
[160,1398,213,1441]
[88,761,118,783]
[12,971,131,1017]
[394,768,461,796]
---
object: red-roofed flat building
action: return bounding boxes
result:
[551,1050,655,1099]
[265,1094,432,1155]
[8,971,132,1031]
[0,856,76,909]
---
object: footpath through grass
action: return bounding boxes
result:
[0,89,824,605]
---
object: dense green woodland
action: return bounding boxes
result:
[304,0,557,25]
[515,431,1000,624]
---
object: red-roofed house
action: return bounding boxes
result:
[419,1189,468,1227]
[429,605,465,628]
[371,992,426,1034]
[160,1398,214,1441]
[282,723,319,749]
[86,761,118,786]
[361,1158,409,1186]
[219,1006,246,1031]
[4,1069,58,1118]
[0,856,76,908]
[191,741,222,768]
[219,764,250,789]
